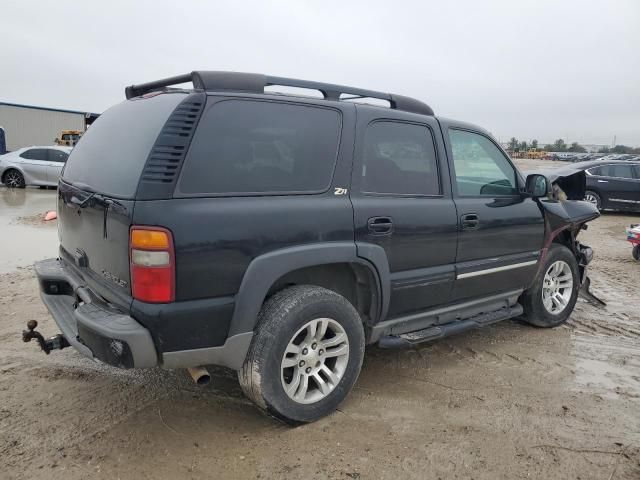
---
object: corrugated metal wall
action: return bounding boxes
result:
[0,105,85,151]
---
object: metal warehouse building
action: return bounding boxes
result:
[0,102,99,151]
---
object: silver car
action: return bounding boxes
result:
[0,146,72,188]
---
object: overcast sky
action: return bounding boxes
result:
[2,0,639,146]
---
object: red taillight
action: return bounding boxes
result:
[130,226,175,303]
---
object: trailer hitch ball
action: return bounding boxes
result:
[22,320,70,354]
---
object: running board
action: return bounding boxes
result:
[378,304,523,349]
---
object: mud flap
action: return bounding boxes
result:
[579,276,606,307]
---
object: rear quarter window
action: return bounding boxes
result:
[177,99,342,195]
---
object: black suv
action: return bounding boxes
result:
[30,71,599,423]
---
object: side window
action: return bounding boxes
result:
[179,100,341,195]
[48,149,69,163]
[602,164,633,179]
[361,121,440,195]
[449,129,518,196]
[20,148,48,160]
[587,166,602,176]
[633,165,640,178]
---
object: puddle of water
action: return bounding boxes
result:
[0,187,59,273]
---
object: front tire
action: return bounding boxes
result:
[239,285,365,424]
[3,169,25,188]
[521,244,580,328]
[584,190,601,210]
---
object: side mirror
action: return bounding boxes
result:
[525,174,550,198]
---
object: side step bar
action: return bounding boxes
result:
[378,304,523,349]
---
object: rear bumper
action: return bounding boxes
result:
[34,258,253,370]
[35,258,157,368]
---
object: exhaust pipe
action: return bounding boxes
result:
[187,366,211,386]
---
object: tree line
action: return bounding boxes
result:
[507,137,640,154]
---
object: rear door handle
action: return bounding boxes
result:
[460,213,480,230]
[367,216,393,235]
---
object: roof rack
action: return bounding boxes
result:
[125,71,434,116]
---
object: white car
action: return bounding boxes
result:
[0,146,72,188]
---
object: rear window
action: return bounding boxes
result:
[20,148,49,161]
[62,93,185,198]
[178,99,341,195]
[361,121,440,196]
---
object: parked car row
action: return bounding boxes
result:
[0,146,71,187]
[546,152,640,163]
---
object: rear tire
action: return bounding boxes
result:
[238,285,365,424]
[584,190,601,210]
[3,169,25,189]
[633,245,640,262]
[521,244,580,328]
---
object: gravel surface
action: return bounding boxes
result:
[1,160,638,479]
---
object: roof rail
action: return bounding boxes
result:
[125,71,434,116]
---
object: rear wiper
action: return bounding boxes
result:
[102,197,126,212]
[70,192,96,208]
[93,195,128,239]
[67,181,96,208]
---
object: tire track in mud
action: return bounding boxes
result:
[372,326,577,382]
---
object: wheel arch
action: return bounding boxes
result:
[228,243,388,337]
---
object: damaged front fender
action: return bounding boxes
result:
[529,168,605,307]
[538,197,600,234]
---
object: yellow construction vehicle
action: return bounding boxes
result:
[55,130,83,147]
[526,148,546,159]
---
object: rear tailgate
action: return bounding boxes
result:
[57,92,187,308]
[57,182,135,308]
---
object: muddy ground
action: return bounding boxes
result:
[1,159,639,479]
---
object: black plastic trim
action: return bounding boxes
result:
[125,71,434,116]
[136,92,206,200]
[228,242,387,336]
[369,289,523,343]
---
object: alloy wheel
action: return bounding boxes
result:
[584,193,599,208]
[4,171,23,188]
[281,317,349,404]
[541,260,573,315]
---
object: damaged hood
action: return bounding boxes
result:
[526,164,589,201]
[525,165,600,231]
[538,197,600,233]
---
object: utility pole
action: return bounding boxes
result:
[612,135,616,148]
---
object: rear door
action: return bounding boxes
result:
[19,148,49,184]
[45,148,69,184]
[351,106,458,318]
[443,125,544,301]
